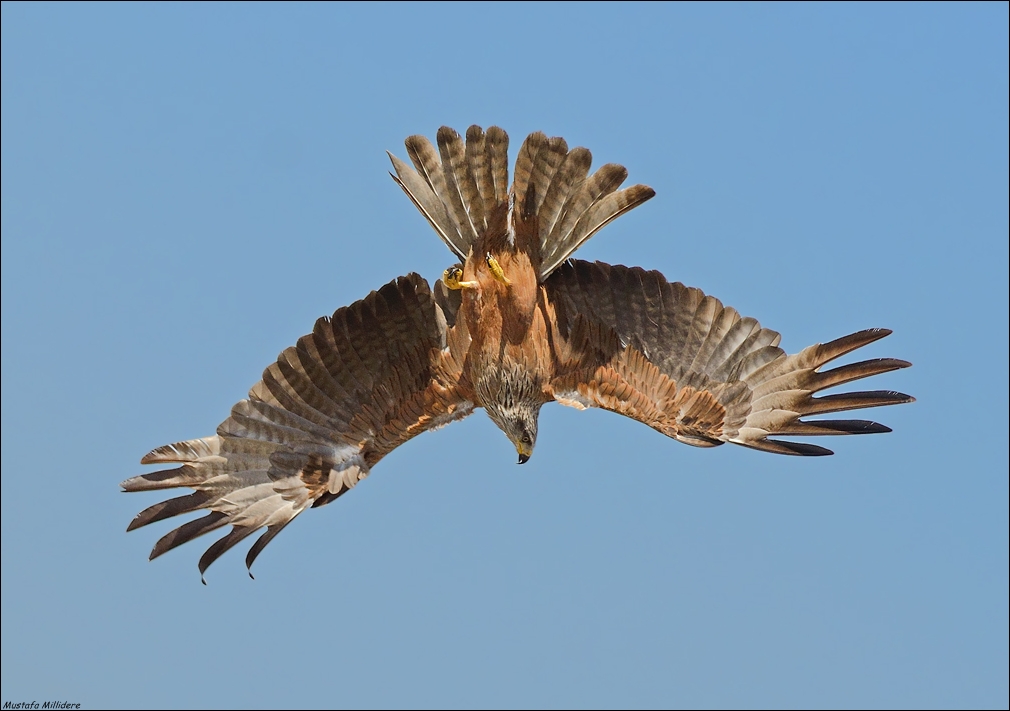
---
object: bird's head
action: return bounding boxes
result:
[476,362,547,464]
[484,400,541,464]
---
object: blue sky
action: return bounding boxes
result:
[2,3,1007,708]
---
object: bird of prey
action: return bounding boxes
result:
[123,125,914,579]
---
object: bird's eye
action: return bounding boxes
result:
[521,434,531,444]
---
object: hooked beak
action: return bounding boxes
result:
[517,452,530,465]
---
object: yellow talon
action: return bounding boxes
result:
[486,253,511,286]
[443,265,478,290]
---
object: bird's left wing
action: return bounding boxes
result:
[122,273,473,579]
[544,260,913,456]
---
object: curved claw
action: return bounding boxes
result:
[443,266,478,290]
[486,253,511,287]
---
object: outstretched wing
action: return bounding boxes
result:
[545,260,913,455]
[122,274,473,579]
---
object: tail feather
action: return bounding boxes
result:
[391,126,512,261]
[524,135,570,219]
[405,134,448,196]
[538,147,593,239]
[486,126,510,205]
[545,181,655,277]
[464,125,492,231]
[548,163,627,239]
[390,126,654,278]
[436,126,482,243]
[542,163,629,270]
[388,152,462,257]
[512,131,547,215]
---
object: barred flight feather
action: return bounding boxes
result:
[546,260,912,456]
[124,274,473,580]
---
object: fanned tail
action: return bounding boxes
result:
[390,126,655,279]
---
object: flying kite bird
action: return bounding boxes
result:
[123,125,914,579]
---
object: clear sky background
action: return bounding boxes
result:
[2,3,1007,709]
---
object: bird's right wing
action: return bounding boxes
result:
[545,260,913,455]
[122,274,473,579]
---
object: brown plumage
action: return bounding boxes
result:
[123,125,913,580]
